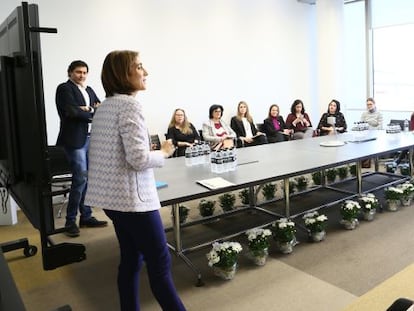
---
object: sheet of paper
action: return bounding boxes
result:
[196,177,235,190]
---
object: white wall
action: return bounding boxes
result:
[1,0,317,144]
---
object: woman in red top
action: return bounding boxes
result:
[285,99,313,139]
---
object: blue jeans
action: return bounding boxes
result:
[64,138,92,225]
[104,209,186,311]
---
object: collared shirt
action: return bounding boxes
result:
[76,83,92,133]
[241,117,253,138]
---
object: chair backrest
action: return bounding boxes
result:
[256,123,264,132]
[48,146,71,177]
[150,134,161,150]
[198,129,204,141]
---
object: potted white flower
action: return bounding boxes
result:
[398,182,414,206]
[358,193,380,221]
[206,241,243,280]
[245,228,272,265]
[271,218,296,254]
[302,211,328,242]
[340,200,361,230]
[384,186,403,211]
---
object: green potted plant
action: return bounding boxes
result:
[238,188,250,205]
[295,176,308,192]
[400,164,410,176]
[337,166,348,180]
[206,241,243,280]
[262,183,277,201]
[171,205,190,224]
[340,200,361,229]
[218,193,236,212]
[271,218,296,254]
[302,211,328,242]
[349,164,357,177]
[198,199,216,217]
[326,168,337,183]
[311,171,323,185]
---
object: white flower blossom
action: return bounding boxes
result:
[207,241,242,267]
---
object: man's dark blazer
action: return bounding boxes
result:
[56,80,100,149]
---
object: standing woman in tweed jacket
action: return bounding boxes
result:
[85,50,186,311]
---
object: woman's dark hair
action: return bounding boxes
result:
[67,60,88,76]
[268,104,280,118]
[101,50,139,97]
[328,99,341,113]
[209,104,224,119]
[291,99,305,114]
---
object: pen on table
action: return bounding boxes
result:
[237,160,259,166]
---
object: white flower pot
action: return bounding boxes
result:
[400,197,412,207]
[276,240,294,254]
[362,209,376,221]
[247,248,269,266]
[310,230,326,242]
[340,218,359,230]
[387,200,400,212]
[213,263,237,280]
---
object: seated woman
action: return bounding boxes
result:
[230,101,267,147]
[166,108,200,157]
[317,99,347,136]
[285,99,313,139]
[262,104,292,143]
[202,104,236,150]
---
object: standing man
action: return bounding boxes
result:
[56,60,107,237]
[361,97,383,130]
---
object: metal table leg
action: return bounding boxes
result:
[283,178,290,217]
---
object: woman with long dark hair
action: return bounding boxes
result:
[317,99,347,136]
[285,99,313,139]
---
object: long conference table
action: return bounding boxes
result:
[155,130,414,285]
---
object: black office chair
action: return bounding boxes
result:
[390,119,406,131]
[198,129,204,141]
[389,119,412,164]
[48,146,72,218]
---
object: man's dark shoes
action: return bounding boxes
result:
[65,222,80,237]
[79,217,108,228]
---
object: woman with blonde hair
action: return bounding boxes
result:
[166,108,200,157]
[230,101,266,147]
